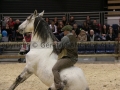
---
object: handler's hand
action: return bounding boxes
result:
[53,41,58,45]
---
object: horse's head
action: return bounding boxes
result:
[18,10,44,34]
[19,10,57,43]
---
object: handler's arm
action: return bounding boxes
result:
[56,36,70,50]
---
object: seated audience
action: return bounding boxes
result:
[14,19,23,41]
[77,30,87,42]
[7,17,15,29]
[106,26,115,41]
[101,25,108,35]
[2,17,8,29]
[49,20,57,35]
[54,17,58,26]
[101,25,108,41]
[68,16,76,26]
[14,19,21,30]
[57,21,64,34]
[4,24,12,41]
[23,32,31,42]
[85,16,92,29]
[87,30,102,41]
[62,16,67,26]
[18,32,31,63]
[91,19,100,34]
[82,21,89,34]
[19,33,31,54]
[73,24,80,37]
[45,17,50,25]
[23,32,31,53]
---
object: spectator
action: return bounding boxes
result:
[101,25,108,35]
[57,21,64,40]
[18,32,31,63]
[85,16,92,29]
[57,21,64,34]
[45,17,50,25]
[73,24,80,37]
[7,18,15,29]
[77,30,87,42]
[82,21,89,34]
[5,24,11,34]
[71,30,76,37]
[62,16,67,26]
[101,25,109,41]
[14,19,23,41]
[23,32,31,53]
[2,17,8,29]
[49,20,57,35]
[91,19,100,34]
[14,19,21,31]
[106,27,115,41]
[23,32,31,42]
[4,24,12,41]
[68,16,75,26]
[54,17,58,26]
[87,30,101,41]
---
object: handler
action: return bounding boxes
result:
[52,25,78,90]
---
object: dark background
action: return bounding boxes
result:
[0,0,107,13]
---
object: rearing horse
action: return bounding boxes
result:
[8,10,89,90]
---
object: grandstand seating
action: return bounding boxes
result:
[78,43,116,54]
[96,44,106,54]
[105,44,115,54]
[78,44,86,54]
[85,44,95,54]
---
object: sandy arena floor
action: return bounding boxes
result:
[0,63,120,90]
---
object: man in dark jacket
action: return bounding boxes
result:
[51,25,78,90]
[87,29,102,41]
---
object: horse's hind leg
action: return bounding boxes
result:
[8,67,33,90]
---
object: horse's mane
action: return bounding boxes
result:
[34,17,58,43]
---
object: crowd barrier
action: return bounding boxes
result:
[0,41,120,61]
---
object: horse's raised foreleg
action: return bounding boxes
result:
[8,67,33,90]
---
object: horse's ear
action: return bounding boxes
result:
[39,10,44,17]
[34,10,38,16]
